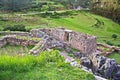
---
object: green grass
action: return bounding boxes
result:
[16,35,42,41]
[0,11,120,46]
[1,11,118,46]
[0,45,34,56]
[0,50,95,80]
[107,52,120,64]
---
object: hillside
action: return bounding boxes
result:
[0,0,120,80]
[0,11,120,46]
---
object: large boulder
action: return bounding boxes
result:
[103,59,117,79]
[113,65,120,80]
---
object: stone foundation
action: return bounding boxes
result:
[30,28,97,54]
[0,35,39,48]
[0,31,29,36]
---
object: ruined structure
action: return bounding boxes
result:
[30,28,97,54]
[0,31,29,36]
[0,36,39,48]
[0,28,120,80]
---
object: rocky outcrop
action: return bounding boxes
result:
[80,57,92,69]
[87,53,120,79]
[114,65,120,80]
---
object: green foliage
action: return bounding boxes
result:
[91,0,120,23]
[112,34,118,39]
[0,45,33,56]
[0,50,95,80]
[51,0,90,9]
[3,24,26,31]
[38,10,78,18]
[0,0,33,11]
[106,41,114,46]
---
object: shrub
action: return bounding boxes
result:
[106,41,114,46]
[117,44,120,47]
[112,34,118,39]
[3,25,26,31]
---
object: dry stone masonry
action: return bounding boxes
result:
[0,31,29,36]
[30,28,97,54]
[0,35,39,48]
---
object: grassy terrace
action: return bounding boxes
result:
[15,36,42,41]
[0,11,120,46]
[0,45,34,56]
[48,11,120,46]
[0,50,95,80]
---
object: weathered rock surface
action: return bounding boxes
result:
[80,57,92,69]
[113,65,120,80]
[89,53,119,79]
[73,52,83,58]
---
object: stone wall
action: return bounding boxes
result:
[30,28,97,54]
[0,38,7,48]
[6,36,38,46]
[0,36,38,48]
[0,31,29,36]
[69,32,97,54]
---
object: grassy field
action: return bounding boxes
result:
[0,50,95,80]
[0,11,120,46]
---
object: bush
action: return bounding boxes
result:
[106,41,114,46]
[112,34,118,39]
[117,44,120,47]
[3,25,26,31]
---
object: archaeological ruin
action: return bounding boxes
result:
[30,28,97,54]
[0,28,120,80]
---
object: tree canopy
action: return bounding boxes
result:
[0,0,33,11]
[50,0,90,9]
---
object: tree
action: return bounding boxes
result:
[51,0,90,9]
[0,0,33,11]
[91,0,120,24]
